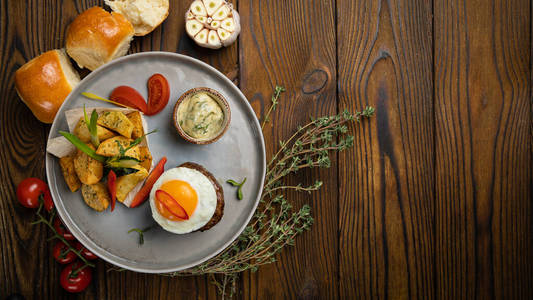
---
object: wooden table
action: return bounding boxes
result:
[1,0,531,299]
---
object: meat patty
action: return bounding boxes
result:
[178,162,224,231]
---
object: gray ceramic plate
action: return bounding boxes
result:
[45,52,266,273]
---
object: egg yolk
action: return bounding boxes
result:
[156,180,198,221]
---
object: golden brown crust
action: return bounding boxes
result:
[14,50,76,123]
[178,162,224,231]
[81,183,110,212]
[66,7,134,70]
[73,144,104,185]
[59,155,82,192]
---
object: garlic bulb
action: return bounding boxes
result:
[185,0,240,49]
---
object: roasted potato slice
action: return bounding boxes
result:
[81,183,110,212]
[73,144,103,185]
[97,111,134,138]
[59,154,81,192]
[138,146,152,171]
[116,165,149,203]
[95,136,141,159]
[73,117,115,143]
[126,111,144,139]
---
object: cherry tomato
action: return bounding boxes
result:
[130,157,167,208]
[155,189,189,220]
[110,86,148,113]
[53,241,76,264]
[146,74,170,115]
[60,261,92,293]
[107,170,117,211]
[16,178,53,211]
[74,242,98,260]
[53,217,75,241]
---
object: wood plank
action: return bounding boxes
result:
[337,0,434,298]
[434,0,532,299]
[0,0,82,298]
[0,0,238,298]
[238,0,338,298]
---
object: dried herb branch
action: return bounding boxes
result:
[261,85,285,129]
[170,87,374,298]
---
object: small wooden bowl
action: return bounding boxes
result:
[173,87,231,145]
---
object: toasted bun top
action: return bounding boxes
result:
[66,7,134,60]
[15,49,80,123]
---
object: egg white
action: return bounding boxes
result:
[149,167,217,234]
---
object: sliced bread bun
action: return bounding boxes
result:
[15,49,80,123]
[105,0,169,36]
[66,6,134,71]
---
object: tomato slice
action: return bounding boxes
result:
[155,190,189,220]
[130,157,167,208]
[109,86,148,113]
[107,170,117,211]
[146,74,170,115]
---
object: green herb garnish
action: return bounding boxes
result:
[226,177,247,200]
[127,226,152,245]
[122,129,158,155]
[59,131,106,162]
[83,105,100,147]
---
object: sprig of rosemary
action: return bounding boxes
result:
[171,85,374,298]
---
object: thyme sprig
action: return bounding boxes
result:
[261,85,285,129]
[171,86,374,298]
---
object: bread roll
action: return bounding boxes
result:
[66,6,134,71]
[105,0,169,36]
[14,49,80,123]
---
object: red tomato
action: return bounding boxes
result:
[53,217,75,241]
[146,74,170,115]
[74,242,98,260]
[107,170,117,211]
[16,178,53,211]
[110,86,148,113]
[130,157,167,208]
[53,241,76,264]
[155,189,189,219]
[60,261,92,293]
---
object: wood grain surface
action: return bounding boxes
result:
[0,0,531,299]
[337,0,434,299]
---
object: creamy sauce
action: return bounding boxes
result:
[177,92,224,139]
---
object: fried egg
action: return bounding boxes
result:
[149,166,217,234]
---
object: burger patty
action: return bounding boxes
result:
[178,162,224,231]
